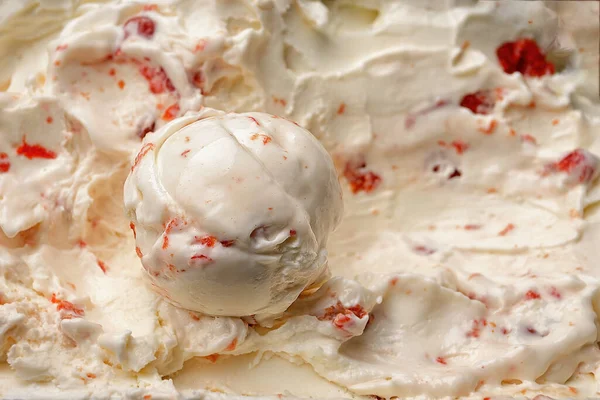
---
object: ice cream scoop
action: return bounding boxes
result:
[124,110,343,317]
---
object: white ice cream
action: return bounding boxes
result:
[0,1,599,400]
[124,111,343,317]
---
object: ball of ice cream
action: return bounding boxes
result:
[124,111,343,317]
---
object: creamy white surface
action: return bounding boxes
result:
[124,111,342,317]
[0,0,599,399]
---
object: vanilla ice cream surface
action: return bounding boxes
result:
[124,111,342,317]
[0,1,600,399]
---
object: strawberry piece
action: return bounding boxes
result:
[139,65,175,94]
[343,160,381,194]
[194,235,217,247]
[16,137,57,159]
[0,153,10,173]
[525,290,541,300]
[552,149,599,185]
[460,90,494,115]
[51,294,84,317]
[496,38,555,77]
[124,16,155,39]
[162,103,180,121]
[318,301,367,330]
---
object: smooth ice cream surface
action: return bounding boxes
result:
[124,112,342,317]
[0,0,600,399]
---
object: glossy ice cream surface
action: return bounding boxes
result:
[124,111,342,317]
[0,0,599,399]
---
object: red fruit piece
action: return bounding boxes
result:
[124,16,156,39]
[162,218,181,250]
[438,140,470,155]
[460,90,494,115]
[318,301,367,329]
[333,313,352,329]
[428,151,463,181]
[162,103,180,121]
[16,137,57,160]
[526,326,538,335]
[464,224,481,230]
[51,293,84,317]
[447,168,462,179]
[137,121,155,139]
[553,149,599,185]
[343,159,381,194]
[466,319,487,338]
[496,38,555,77]
[205,354,219,363]
[192,71,205,94]
[194,235,217,247]
[139,65,175,94]
[451,140,469,155]
[97,259,108,274]
[525,290,541,300]
[498,223,515,236]
[250,133,272,145]
[346,304,367,319]
[0,153,10,173]
[225,338,237,351]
